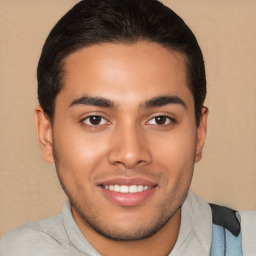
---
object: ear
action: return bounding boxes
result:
[195,107,208,163]
[35,105,54,163]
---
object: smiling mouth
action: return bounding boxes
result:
[102,184,152,193]
[99,183,157,207]
[97,177,158,206]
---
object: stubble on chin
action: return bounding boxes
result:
[52,142,187,242]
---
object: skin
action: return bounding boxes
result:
[35,41,208,256]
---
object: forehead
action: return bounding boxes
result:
[60,41,193,107]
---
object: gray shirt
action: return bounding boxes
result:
[1,191,255,255]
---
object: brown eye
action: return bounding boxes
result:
[83,116,108,126]
[155,116,167,125]
[147,115,172,126]
[89,116,101,125]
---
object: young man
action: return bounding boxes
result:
[1,0,255,255]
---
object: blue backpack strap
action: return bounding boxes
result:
[209,204,242,256]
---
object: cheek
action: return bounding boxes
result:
[152,127,196,159]
[150,127,196,180]
[53,124,110,180]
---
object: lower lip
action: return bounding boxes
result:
[99,187,157,207]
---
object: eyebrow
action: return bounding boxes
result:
[69,95,186,110]
[69,96,116,109]
[142,95,187,109]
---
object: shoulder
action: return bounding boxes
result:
[239,210,256,254]
[0,214,68,256]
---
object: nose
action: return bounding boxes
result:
[107,124,152,169]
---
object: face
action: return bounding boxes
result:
[36,41,207,241]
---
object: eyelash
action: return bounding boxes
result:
[146,115,176,127]
[81,115,110,128]
[81,115,175,128]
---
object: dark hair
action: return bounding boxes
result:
[37,0,206,125]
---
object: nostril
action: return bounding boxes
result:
[107,136,152,168]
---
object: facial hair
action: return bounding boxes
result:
[52,141,187,241]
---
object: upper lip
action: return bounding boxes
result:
[97,177,157,187]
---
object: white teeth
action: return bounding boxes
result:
[129,185,138,193]
[103,185,151,193]
[138,185,144,192]
[114,185,120,192]
[120,185,129,193]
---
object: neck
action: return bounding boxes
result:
[73,208,181,256]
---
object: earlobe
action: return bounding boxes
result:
[195,107,208,163]
[35,105,54,163]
